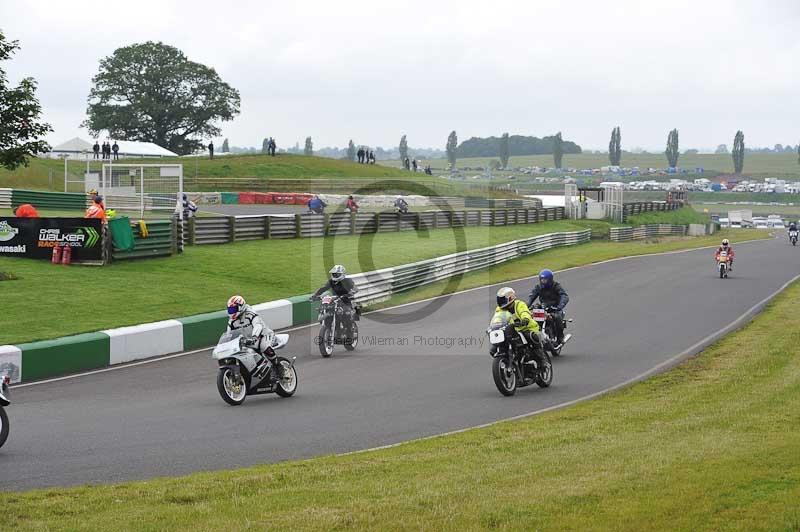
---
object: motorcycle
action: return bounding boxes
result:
[789,230,798,246]
[0,375,10,449]
[531,306,572,357]
[717,250,730,279]
[487,310,553,396]
[315,295,359,357]
[212,329,297,406]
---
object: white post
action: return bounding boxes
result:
[140,166,145,219]
[64,156,67,192]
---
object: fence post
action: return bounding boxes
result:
[295,214,302,238]
[263,215,271,239]
[324,213,331,236]
[374,212,380,234]
[171,217,178,255]
[350,212,356,235]
[229,216,236,243]
[433,211,439,230]
[188,217,196,246]
[396,212,401,232]
[415,212,421,231]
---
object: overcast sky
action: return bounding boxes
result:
[1,0,798,152]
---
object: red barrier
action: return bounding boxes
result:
[239,192,257,204]
[254,192,273,204]
[271,193,295,205]
[293,193,314,205]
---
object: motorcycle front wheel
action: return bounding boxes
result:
[217,368,247,406]
[274,357,298,398]
[344,322,359,351]
[0,407,8,449]
[318,325,334,357]
[719,264,725,279]
[492,355,517,396]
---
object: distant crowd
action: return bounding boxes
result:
[403,157,433,175]
[357,147,375,164]
[93,141,119,160]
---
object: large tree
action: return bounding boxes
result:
[608,126,622,166]
[304,136,313,156]
[0,30,51,170]
[399,134,408,162]
[797,142,800,165]
[446,130,458,168]
[221,138,229,153]
[553,132,564,169]
[262,138,269,154]
[732,130,745,174]
[499,132,510,168]
[84,41,240,155]
[665,128,679,168]
[347,139,356,161]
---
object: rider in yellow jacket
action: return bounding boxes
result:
[494,287,545,366]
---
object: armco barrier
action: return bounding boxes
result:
[11,189,86,211]
[188,207,566,245]
[112,219,176,260]
[0,188,11,209]
[1,229,589,384]
[609,223,714,242]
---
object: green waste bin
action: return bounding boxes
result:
[109,216,136,252]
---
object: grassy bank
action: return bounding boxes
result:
[3,232,796,532]
[0,219,598,344]
[626,206,709,226]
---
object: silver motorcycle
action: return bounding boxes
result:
[212,329,298,406]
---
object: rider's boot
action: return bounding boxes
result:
[268,356,284,386]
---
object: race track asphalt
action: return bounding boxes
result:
[2,235,797,491]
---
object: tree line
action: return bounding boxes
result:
[0,30,793,177]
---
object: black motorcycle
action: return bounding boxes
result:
[0,375,10,449]
[487,310,552,396]
[531,306,572,357]
[315,295,359,357]
[790,230,798,246]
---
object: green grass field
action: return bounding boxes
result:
[2,228,791,532]
[626,206,709,226]
[0,219,601,345]
[0,154,502,197]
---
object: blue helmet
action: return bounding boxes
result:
[539,269,554,286]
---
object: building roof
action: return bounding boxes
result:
[49,137,178,157]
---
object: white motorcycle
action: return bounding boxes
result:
[0,375,10,449]
[717,250,731,279]
[789,230,798,246]
[212,329,298,406]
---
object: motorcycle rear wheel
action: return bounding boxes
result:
[536,353,553,388]
[217,368,247,406]
[274,357,298,398]
[492,356,517,396]
[318,325,334,357]
[0,407,8,449]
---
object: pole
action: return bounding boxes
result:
[64,156,67,192]
[140,166,145,219]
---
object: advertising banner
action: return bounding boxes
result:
[0,217,102,261]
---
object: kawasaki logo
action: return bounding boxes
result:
[0,221,19,242]
[0,244,25,253]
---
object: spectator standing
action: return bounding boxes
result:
[208,141,215,160]
[269,137,276,156]
[412,159,418,172]
[404,157,410,170]
[357,147,364,164]
[369,151,375,164]
[85,196,107,223]
[112,141,119,160]
[92,141,100,159]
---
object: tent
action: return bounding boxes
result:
[47,137,178,159]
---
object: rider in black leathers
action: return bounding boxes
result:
[527,268,569,346]
[311,264,359,327]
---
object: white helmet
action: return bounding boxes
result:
[329,264,346,282]
[227,295,246,320]
[496,287,516,309]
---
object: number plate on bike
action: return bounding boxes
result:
[489,329,505,345]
